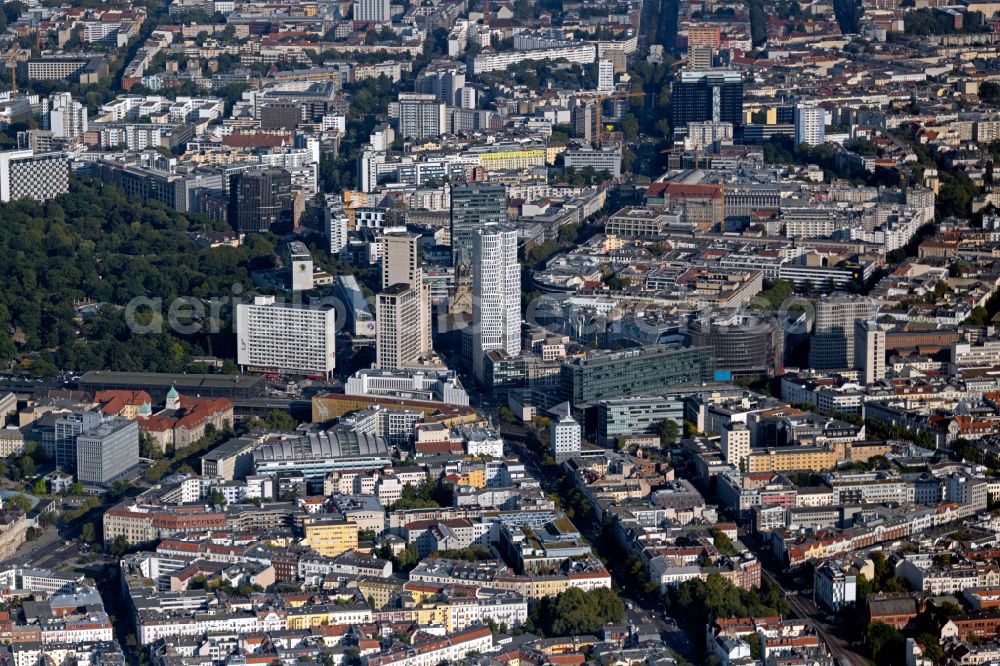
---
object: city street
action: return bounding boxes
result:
[741,530,869,665]
[500,422,700,662]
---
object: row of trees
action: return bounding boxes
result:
[663,575,790,629]
[144,425,230,483]
[748,0,766,46]
[388,477,455,511]
[524,587,625,637]
[904,8,985,36]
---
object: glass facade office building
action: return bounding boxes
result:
[671,70,744,139]
[560,345,713,407]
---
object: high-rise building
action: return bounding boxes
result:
[358,148,386,193]
[353,0,391,22]
[450,183,507,272]
[597,59,615,93]
[854,320,886,384]
[688,24,722,49]
[471,225,521,382]
[551,413,582,460]
[287,241,314,292]
[228,168,293,234]
[381,232,420,291]
[326,207,348,254]
[54,411,103,470]
[670,70,743,138]
[45,92,88,141]
[0,150,69,202]
[721,423,750,470]
[809,296,878,371]
[458,87,477,109]
[794,105,826,146]
[376,232,432,370]
[415,65,466,106]
[75,417,139,485]
[573,100,596,145]
[397,93,447,140]
[236,296,337,377]
[376,285,425,370]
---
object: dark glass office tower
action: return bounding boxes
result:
[670,70,744,138]
[228,168,294,234]
[449,182,507,272]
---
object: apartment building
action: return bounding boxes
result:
[302,516,360,557]
[235,296,337,377]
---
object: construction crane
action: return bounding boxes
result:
[576,89,647,147]
[3,45,19,91]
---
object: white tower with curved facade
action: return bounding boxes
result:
[472,225,521,382]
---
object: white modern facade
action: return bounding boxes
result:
[0,149,69,202]
[46,92,88,140]
[720,423,750,470]
[551,413,582,460]
[397,93,447,140]
[354,0,391,22]
[76,418,139,485]
[597,59,614,92]
[794,105,825,146]
[854,320,886,384]
[345,368,469,405]
[813,562,857,612]
[288,241,313,292]
[236,296,337,377]
[472,225,521,382]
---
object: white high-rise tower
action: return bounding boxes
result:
[794,105,825,146]
[354,0,390,22]
[472,225,521,382]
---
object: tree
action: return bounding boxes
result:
[261,410,297,431]
[5,493,30,513]
[709,528,738,556]
[752,279,794,310]
[208,489,227,507]
[393,543,419,573]
[621,113,639,140]
[749,0,766,45]
[140,433,163,460]
[664,575,789,628]
[17,456,34,480]
[526,587,625,637]
[30,479,45,495]
[107,479,133,502]
[81,522,96,544]
[109,534,130,558]
[389,478,454,511]
[866,622,906,663]
[915,633,943,663]
[658,419,680,445]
